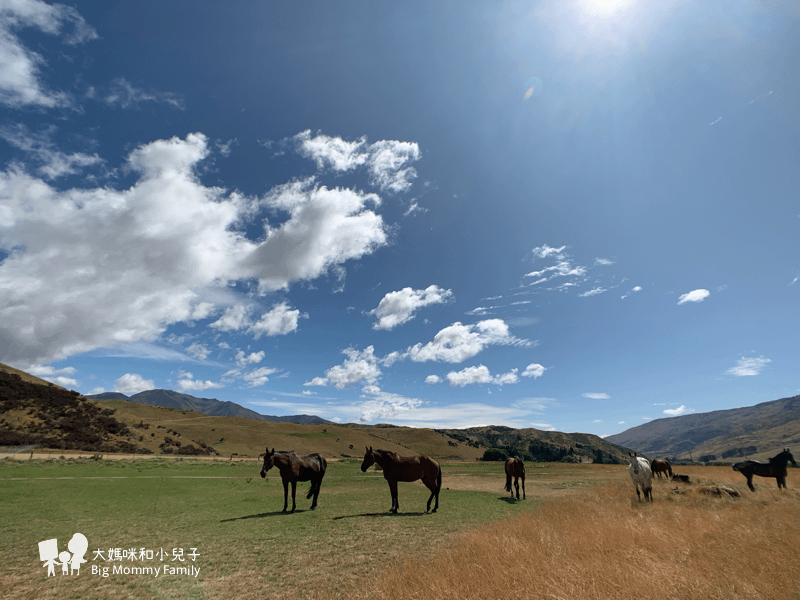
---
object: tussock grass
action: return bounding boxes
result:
[345,474,800,600]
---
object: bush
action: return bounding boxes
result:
[481,448,509,461]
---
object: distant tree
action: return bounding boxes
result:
[481,448,509,461]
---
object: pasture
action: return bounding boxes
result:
[1,457,797,600]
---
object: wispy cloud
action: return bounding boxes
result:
[726,356,771,377]
[620,285,642,300]
[98,77,184,109]
[583,392,609,399]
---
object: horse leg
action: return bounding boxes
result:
[282,479,289,512]
[310,477,322,509]
[635,484,641,501]
[290,480,297,513]
[521,475,526,500]
[514,477,520,500]
[746,475,755,492]
[388,479,399,513]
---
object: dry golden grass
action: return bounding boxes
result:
[341,467,800,600]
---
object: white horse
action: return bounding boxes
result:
[628,453,653,502]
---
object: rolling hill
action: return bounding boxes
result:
[606,395,800,462]
[86,389,332,424]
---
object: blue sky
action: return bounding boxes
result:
[0,0,797,435]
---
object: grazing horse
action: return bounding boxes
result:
[260,448,327,512]
[650,458,673,480]
[361,447,441,514]
[628,453,653,502]
[733,449,797,492]
[504,457,526,500]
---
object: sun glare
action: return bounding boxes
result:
[582,0,634,17]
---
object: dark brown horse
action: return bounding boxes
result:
[733,448,796,492]
[361,447,441,514]
[650,458,673,480]
[504,457,526,500]
[260,448,327,512]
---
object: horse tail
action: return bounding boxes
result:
[436,462,442,493]
[667,464,673,477]
[505,469,512,493]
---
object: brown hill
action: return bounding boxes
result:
[605,395,800,462]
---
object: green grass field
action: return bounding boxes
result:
[1,457,555,600]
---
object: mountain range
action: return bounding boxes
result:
[85,389,332,425]
[605,395,800,461]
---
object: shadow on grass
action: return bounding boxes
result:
[331,511,431,520]
[220,509,313,522]
[498,496,524,504]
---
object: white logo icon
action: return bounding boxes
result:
[38,533,88,577]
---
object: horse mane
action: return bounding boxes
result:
[374,449,400,461]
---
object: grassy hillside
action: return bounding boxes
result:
[607,395,800,462]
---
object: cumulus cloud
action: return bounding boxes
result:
[293,131,421,193]
[583,392,609,399]
[677,289,710,304]
[407,319,532,364]
[0,131,407,366]
[115,373,155,395]
[0,0,97,108]
[248,303,303,338]
[663,405,691,417]
[312,346,382,389]
[235,350,264,367]
[177,373,223,392]
[369,285,452,330]
[186,342,210,360]
[425,375,441,384]
[726,356,771,377]
[522,363,546,379]
[27,365,78,388]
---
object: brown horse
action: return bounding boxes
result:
[260,448,327,512]
[504,457,526,500]
[650,458,673,480]
[733,449,797,492]
[361,447,441,514]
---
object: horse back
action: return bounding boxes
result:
[389,454,439,482]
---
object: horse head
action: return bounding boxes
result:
[361,446,375,472]
[783,449,797,467]
[629,452,640,474]
[260,447,276,478]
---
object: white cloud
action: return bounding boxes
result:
[100,77,184,109]
[621,285,642,300]
[317,346,382,389]
[243,367,279,387]
[595,258,614,266]
[357,389,423,423]
[663,405,691,417]
[369,285,452,330]
[579,286,607,297]
[531,244,565,259]
[177,374,223,392]
[186,342,210,360]
[0,0,97,109]
[583,392,610,399]
[521,363,546,379]
[425,375,441,384]
[115,373,155,395]
[407,319,532,364]
[462,367,513,385]
[726,356,771,377]
[27,364,78,387]
[0,130,412,366]
[235,350,264,367]
[677,289,710,304]
[0,124,102,179]
[248,302,303,338]
[293,131,420,193]
[446,365,493,387]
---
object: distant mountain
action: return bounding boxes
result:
[85,389,333,425]
[606,395,800,461]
